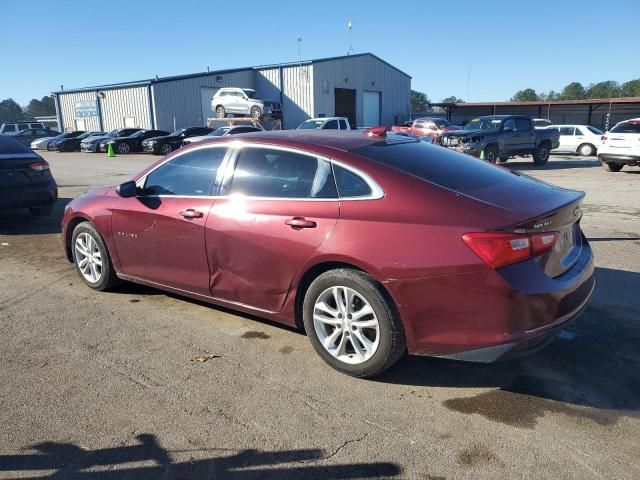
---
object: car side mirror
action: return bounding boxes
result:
[116,180,138,198]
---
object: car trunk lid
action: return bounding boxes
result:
[0,152,49,187]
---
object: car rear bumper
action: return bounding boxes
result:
[598,153,640,165]
[389,235,595,361]
[0,182,58,210]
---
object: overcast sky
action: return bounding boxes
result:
[1,0,639,105]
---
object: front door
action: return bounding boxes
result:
[501,118,519,153]
[205,145,339,312]
[111,145,228,296]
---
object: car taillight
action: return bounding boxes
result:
[30,161,49,172]
[462,232,558,269]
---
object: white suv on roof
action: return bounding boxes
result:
[0,122,45,136]
[296,117,352,130]
[598,118,640,172]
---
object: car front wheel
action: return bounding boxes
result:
[71,222,120,291]
[160,144,172,155]
[303,269,405,378]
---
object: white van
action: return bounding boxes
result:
[0,122,45,136]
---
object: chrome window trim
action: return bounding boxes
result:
[134,141,384,202]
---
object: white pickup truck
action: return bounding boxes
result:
[296,117,352,130]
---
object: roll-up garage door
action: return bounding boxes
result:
[362,91,381,127]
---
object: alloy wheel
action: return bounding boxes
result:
[74,232,103,283]
[313,286,380,364]
[161,144,172,155]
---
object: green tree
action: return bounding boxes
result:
[510,88,539,102]
[411,89,430,112]
[585,80,621,99]
[0,98,24,123]
[539,90,559,101]
[620,79,640,97]
[441,96,465,103]
[558,82,585,100]
[23,96,56,119]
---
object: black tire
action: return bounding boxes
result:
[160,143,172,155]
[216,105,226,118]
[604,162,623,172]
[250,106,262,119]
[302,269,406,378]
[498,156,509,163]
[71,222,120,291]
[533,142,551,165]
[483,145,498,163]
[29,205,54,216]
[577,143,595,157]
[117,142,130,154]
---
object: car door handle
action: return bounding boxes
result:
[285,217,317,229]
[179,209,204,219]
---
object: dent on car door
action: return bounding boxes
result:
[205,145,340,312]
[111,146,229,295]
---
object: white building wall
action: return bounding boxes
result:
[58,91,102,132]
[313,55,410,127]
[100,86,151,131]
[281,64,314,129]
[152,70,255,131]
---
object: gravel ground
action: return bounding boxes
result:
[0,150,638,479]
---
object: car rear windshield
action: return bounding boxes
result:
[352,141,519,193]
[0,135,31,154]
[610,122,640,134]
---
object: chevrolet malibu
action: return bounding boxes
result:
[61,129,595,377]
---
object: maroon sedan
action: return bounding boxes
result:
[61,130,594,377]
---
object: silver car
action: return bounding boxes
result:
[211,88,282,119]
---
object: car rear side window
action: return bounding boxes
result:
[230,147,337,199]
[334,165,372,198]
[144,147,227,196]
[2,125,16,133]
[610,122,640,134]
[353,141,520,193]
[587,126,603,135]
[516,119,531,131]
[559,127,575,136]
[338,119,348,130]
[18,123,29,130]
[324,120,339,130]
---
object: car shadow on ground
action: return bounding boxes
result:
[505,158,601,170]
[376,267,640,419]
[0,433,401,479]
[0,198,71,235]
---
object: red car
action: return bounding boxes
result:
[390,117,461,142]
[61,130,595,377]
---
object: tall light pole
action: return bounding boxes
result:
[347,20,354,55]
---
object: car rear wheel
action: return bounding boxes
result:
[216,106,226,118]
[303,269,405,378]
[483,145,498,163]
[160,144,172,155]
[250,106,262,119]
[604,162,623,172]
[71,223,119,291]
[577,143,595,157]
[117,143,130,154]
[29,205,53,216]
[498,156,509,163]
[533,143,550,165]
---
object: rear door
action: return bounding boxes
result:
[111,145,229,295]
[515,118,536,150]
[558,126,577,151]
[205,144,339,312]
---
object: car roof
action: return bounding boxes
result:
[202,129,413,152]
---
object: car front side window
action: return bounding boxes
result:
[143,147,227,196]
[229,147,337,199]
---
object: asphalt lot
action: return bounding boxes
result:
[1,149,639,479]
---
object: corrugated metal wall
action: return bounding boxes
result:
[256,68,281,102]
[58,87,151,132]
[101,86,150,130]
[58,91,102,132]
[280,65,314,129]
[313,55,410,127]
[152,70,255,131]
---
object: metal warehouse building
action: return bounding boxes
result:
[53,53,411,132]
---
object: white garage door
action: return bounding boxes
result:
[362,91,381,127]
[201,87,218,126]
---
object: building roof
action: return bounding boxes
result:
[432,97,640,108]
[53,53,410,95]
